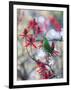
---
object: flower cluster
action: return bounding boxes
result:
[49,16,62,32]
[20,18,43,48]
[36,61,54,79]
[20,17,61,79]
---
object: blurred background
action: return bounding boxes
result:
[17,9,63,80]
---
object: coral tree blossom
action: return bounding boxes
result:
[51,42,60,56]
[28,19,37,29]
[25,35,37,48]
[20,28,30,39]
[35,26,43,36]
[36,61,54,79]
[49,16,62,32]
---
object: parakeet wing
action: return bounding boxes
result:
[43,37,53,54]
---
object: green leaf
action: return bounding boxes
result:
[43,37,53,54]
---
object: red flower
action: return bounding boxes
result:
[35,26,43,36]
[37,61,46,68]
[25,35,37,48]
[28,19,37,29]
[36,61,54,79]
[51,42,60,56]
[52,50,60,56]
[49,16,62,32]
[20,28,30,39]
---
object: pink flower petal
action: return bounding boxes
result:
[32,43,37,48]
[25,42,30,47]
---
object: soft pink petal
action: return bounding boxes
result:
[25,42,30,47]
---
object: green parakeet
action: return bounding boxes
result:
[43,37,55,54]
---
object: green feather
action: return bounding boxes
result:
[43,37,53,54]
